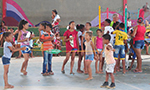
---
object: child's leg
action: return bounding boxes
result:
[129,58,135,70]
[99,54,104,73]
[84,53,88,74]
[61,52,71,71]
[30,51,34,58]
[48,54,54,75]
[21,53,29,75]
[105,72,109,82]
[145,44,150,55]
[122,60,126,74]
[110,73,115,83]
[70,52,76,74]
[85,60,93,80]
[77,52,84,73]
[3,65,14,88]
[18,44,22,58]
[43,51,48,74]
[114,59,118,73]
[95,56,99,73]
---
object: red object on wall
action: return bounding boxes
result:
[123,0,127,23]
[2,0,7,19]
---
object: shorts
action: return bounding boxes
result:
[134,40,144,49]
[85,54,94,61]
[106,63,116,73]
[21,45,31,54]
[15,40,21,44]
[129,48,136,59]
[2,56,10,65]
[71,48,78,52]
[96,49,105,57]
[79,44,86,50]
[114,45,125,60]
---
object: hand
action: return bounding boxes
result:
[69,37,74,40]
[113,49,115,52]
[81,50,84,56]
[100,51,103,55]
[21,47,26,50]
[94,55,98,60]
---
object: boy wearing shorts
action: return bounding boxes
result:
[112,23,128,74]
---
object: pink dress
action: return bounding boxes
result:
[20,30,29,46]
[104,43,116,64]
[96,36,103,49]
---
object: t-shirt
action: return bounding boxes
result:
[133,25,146,44]
[3,41,12,58]
[139,9,145,19]
[41,32,53,51]
[78,31,83,46]
[104,26,115,44]
[127,21,132,27]
[63,30,78,52]
[113,30,128,45]
[52,14,60,26]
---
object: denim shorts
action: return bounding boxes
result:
[2,56,10,65]
[134,40,144,49]
[114,45,125,60]
[85,54,94,61]
[21,45,31,54]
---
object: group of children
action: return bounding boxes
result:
[1,17,149,89]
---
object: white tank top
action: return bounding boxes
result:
[85,40,93,55]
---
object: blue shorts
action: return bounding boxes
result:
[21,45,31,54]
[71,48,78,52]
[85,54,94,61]
[129,48,136,59]
[114,45,125,60]
[134,40,144,49]
[2,56,10,65]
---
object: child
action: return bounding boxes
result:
[76,24,85,73]
[127,17,132,32]
[85,22,93,33]
[101,34,116,89]
[85,32,97,80]
[61,21,78,74]
[2,32,26,89]
[17,20,33,75]
[54,33,61,56]
[40,23,54,76]
[112,23,128,74]
[95,29,104,74]
[29,32,35,58]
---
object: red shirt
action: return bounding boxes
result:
[139,9,145,19]
[63,30,78,52]
[133,25,146,44]
[41,32,53,51]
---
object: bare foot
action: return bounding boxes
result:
[5,84,14,89]
[84,71,88,75]
[77,70,84,73]
[95,71,100,74]
[21,70,27,75]
[146,53,150,55]
[85,77,93,80]
[99,71,104,74]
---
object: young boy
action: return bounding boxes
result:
[101,34,116,89]
[112,23,128,74]
[40,23,54,76]
[2,32,26,89]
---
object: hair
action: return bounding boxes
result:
[102,34,111,41]
[18,20,28,30]
[119,23,125,28]
[96,29,102,32]
[128,17,131,20]
[105,19,111,25]
[68,21,75,29]
[0,21,5,27]
[76,24,84,30]
[40,22,47,29]
[137,17,143,23]
[10,28,14,30]
[52,9,58,14]
[113,13,119,18]
[86,22,91,26]
[46,23,52,29]
[86,32,92,37]
[3,32,12,39]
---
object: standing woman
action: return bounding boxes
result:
[61,21,78,74]
[131,17,146,73]
[51,9,61,33]
[17,20,33,75]
[0,21,8,47]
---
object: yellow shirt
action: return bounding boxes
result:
[113,30,128,45]
[145,25,150,39]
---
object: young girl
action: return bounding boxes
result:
[95,29,104,74]
[61,21,78,74]
[2,32,26,89]
[85,32,97,80]
[76,24,85,73]
[17,20,33,75]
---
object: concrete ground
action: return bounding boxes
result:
[0,55,150,90]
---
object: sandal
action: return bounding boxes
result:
[70,72,75,75]
[61,70,65,74]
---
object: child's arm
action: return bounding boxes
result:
[91,41,97,55]
[106,45,115,52]
[94,37,98,54]
[13,29,19,35]
[64,36,73,42]
[8,46,26,52]
[17,31,28,42]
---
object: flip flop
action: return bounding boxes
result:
[61,70,65,74]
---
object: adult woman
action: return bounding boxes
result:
[51,9,61,34]
[131,17,146,73]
